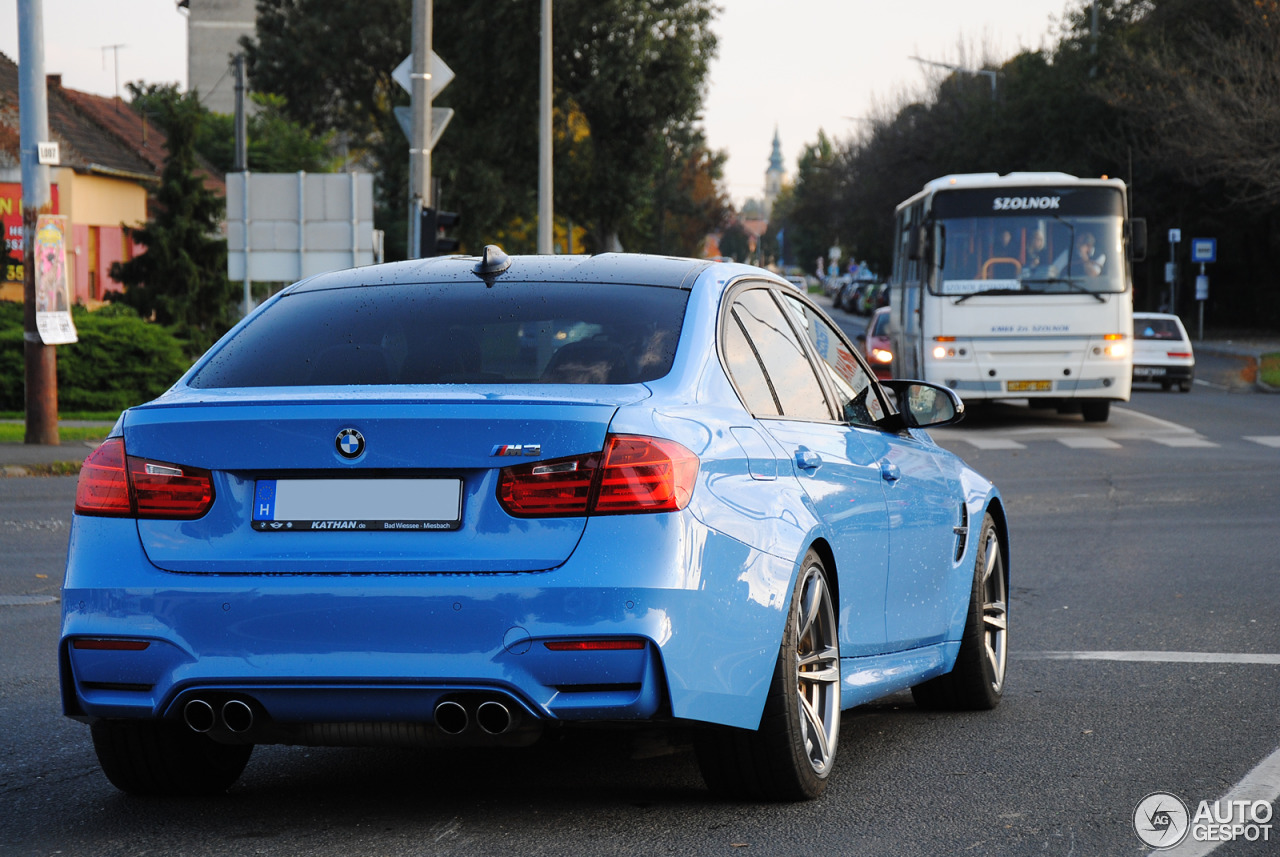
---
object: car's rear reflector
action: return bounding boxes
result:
[543,639,646,652]
[498,434,698,517]
[72,638,151,651]
[74,438,214,520]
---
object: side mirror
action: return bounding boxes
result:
[876,380,965,430]
[1128,217,1148,262]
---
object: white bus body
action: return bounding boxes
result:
[888,173,1141,422]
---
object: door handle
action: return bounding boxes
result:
[795,449,822,471]
[879,460,901,482]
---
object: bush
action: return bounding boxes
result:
[0,301,192,412]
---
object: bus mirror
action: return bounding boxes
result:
[1128,218,1148,262]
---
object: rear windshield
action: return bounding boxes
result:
[189,281,690,388]
[1134,318,1183,340]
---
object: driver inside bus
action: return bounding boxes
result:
[1050,230,1105,278]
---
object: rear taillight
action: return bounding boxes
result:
[1168,351,1192,358]
[74,438,132,516]
[498,434,698,518]
[75,438,214,519]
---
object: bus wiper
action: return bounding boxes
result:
[1019,277,1107,302]
[953,286,1022,304]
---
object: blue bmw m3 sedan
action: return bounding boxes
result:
[61,248,1008,801]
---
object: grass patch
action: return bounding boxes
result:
[1,461,82,477]
[0,424,108,444]
[0,411,120,421]
[1262,353,1280,388]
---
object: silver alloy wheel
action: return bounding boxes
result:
[795,562,841,775]
[981,526,1008,693]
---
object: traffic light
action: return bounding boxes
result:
[419,207,460,257]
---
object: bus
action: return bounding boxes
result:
[887,172,1145,422]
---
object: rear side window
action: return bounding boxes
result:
[189,282,690,388]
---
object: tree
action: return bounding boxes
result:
[127,83,339,175]
[1106,0,1280,209]
[243,0,723,257]
[109,92,238,356]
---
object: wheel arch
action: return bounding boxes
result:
[804,537,840,612]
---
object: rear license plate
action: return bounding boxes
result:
[1007,380,1052,392]
[1134,366,1167,377]
[252,479,462,531]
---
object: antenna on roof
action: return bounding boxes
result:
[101,44,126,109]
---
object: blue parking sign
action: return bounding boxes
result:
[1191,238,1217,263]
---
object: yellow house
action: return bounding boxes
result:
[1,56,168,305]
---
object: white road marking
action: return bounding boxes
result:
[1056,436,1122,449]
[1149,744,1280,857]
[1244,436,1280,448]
[959,438,1028,450]
[1019,650,1280,664]
[1149,436,1220,448]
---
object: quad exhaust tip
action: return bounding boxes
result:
[434,698,516,735]
[182,697,255,734]
[434,700,469,735]
[183,699,215,733]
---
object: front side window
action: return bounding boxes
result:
[779,293,886,427]
[189,282,690,388]
[723,288,831,421]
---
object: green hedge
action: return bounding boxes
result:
[0,301,192,412]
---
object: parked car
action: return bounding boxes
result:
[63,249,1007,802]
[1132,311,1194,392]
[860,306,894,379]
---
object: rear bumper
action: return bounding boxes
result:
[61,511,790,737]
[1132,363,1194,382]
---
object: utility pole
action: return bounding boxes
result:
[537,0,553,254]
[18,0,58,445]
[407,0,433,258]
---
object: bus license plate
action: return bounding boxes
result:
[1007,380,1052,393]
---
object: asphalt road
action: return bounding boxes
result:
[1,338,1276,856]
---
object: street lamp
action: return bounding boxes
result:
[909,55,998,99]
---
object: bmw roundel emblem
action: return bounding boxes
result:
[335,428,365,459]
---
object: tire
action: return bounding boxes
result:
[911,513,1007,711]
[91,720,253,795]
[1179,381,1192,393]
[1080,399,1110,422]
[695,551,841,801]
[1160,380,1172,391]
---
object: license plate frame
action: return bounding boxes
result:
[252,478,463,532]
[1007,380,1053,393]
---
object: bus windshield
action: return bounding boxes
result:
[929,186,1126,297]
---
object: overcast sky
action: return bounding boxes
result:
[1,0,1076,206]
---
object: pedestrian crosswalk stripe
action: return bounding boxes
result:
[961,438,1027,450]
[1149,436,1219,448]
[1056,437,1122,449]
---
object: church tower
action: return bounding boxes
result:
[763,127,784,220]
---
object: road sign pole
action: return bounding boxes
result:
[407,0,433,259]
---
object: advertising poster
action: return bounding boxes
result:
[0,183,60,289]
[34,214,77,345]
